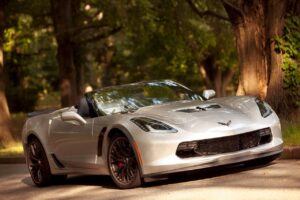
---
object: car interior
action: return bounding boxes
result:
[77,96,98,118]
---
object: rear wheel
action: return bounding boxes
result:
[27,138,67,186]
[27,138,52,186]
[108,136,142,189]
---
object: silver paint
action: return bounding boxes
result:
[22,82,283,178]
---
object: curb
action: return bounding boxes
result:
[280,146,300,159]
[0,156,26,164]
[0,147,299,164]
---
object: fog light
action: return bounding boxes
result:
[177,141,198,151]
[259,128,271,136]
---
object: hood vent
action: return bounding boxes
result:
[176,104,221,113]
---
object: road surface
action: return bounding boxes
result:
[0,160,299,200]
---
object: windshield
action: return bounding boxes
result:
[88,80,203,115]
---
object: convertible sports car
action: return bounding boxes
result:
[22,80,283,189]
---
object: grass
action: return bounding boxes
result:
[282,121,300,146]
[0,92,60,158]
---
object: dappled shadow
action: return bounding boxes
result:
[1,160,299,200]
[21,176,35,186]
[17,162,269,190]
[144,161,275,187]
[17,160,300,190]
[16,160,300,191]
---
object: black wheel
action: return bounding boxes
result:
[108,136,142,189]
[27,138,53,186]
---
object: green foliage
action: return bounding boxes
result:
[2,0,237,111]
[4,1,58,112]
[91,0,237,92]
[273,14,300,107]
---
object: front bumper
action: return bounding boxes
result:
[143,142,283,177]
[132,118,283,176]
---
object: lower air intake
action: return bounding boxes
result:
[176,128,272,158]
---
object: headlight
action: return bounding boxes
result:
[255,98,272,118]
[130,117,177,133]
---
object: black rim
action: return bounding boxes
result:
[28,140,44,184]
[109,137,138,185]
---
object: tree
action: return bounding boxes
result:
[50,0,79,107]
[221,0,289,113]
[0,0,14,148]
[50,0,122,106]
[272,1,300,111]
[4,0,58,112]
[184,0,237,96]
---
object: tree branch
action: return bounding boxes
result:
[221,0,244,19]
[223,68,235,87]
[72,22,109,37]
[186,0,229,21]
[75,26,122,45]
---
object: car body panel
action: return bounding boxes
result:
[22,80,283,180]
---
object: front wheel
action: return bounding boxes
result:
[107,136,142,189]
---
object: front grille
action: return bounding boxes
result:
[176,128,272,158]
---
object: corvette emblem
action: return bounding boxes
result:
[218,120,232,126]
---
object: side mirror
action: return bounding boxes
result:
[61,111,87,125]
[202,89,216,100]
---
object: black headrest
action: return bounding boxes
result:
[77,97,90,118]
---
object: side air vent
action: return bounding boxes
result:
[97,127,107,156]
[51,154,65,168]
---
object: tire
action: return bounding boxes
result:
[107,136,142,189]
[27,138,66,186]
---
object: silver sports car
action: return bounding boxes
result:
[22,80,283,188]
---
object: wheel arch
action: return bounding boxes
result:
[103,125,144,176]
[27,132,40,143]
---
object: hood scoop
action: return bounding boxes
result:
[176,104,221,113]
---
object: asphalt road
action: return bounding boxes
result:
[0,160,299,200]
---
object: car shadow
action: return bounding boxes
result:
[22,174,116,189]
[21,161,275,189]
[143,161,276,187]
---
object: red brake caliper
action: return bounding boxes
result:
[118,161,124,168]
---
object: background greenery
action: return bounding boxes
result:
[0,0,299,153]
[3,0,238,112]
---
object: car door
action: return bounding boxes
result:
[49,113,98,169]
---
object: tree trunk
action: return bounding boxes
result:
[214,68,222,97]
[201,55,236,97]
[51,0,79,107]
[222,69,235,96]
[265,0,288,113]
[224,0,268,99]
[101,36,115,87]
[0,0,14,148]
[223,0,290,114]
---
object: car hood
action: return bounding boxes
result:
[134,96,260,132]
